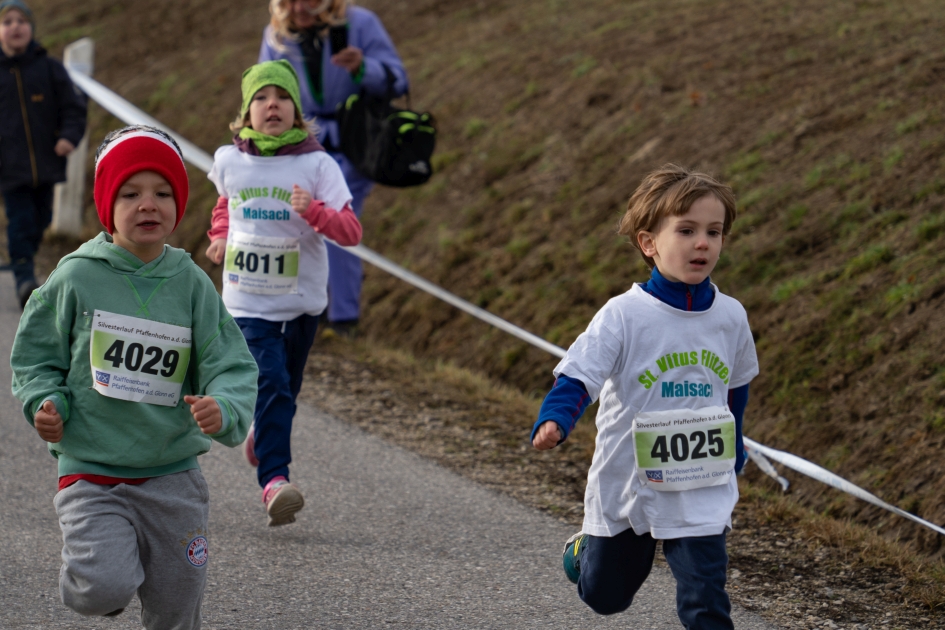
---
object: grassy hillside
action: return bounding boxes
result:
[371,0,945,552]
[30,0,945,550]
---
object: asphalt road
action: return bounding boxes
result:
[0,272,779,629]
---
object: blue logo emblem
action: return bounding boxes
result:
[228,274,239,284]
[95,371,110,387]
[645,470,663,482]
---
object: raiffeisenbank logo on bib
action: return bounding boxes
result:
[645,470,663,483]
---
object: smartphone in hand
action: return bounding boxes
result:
[329,24,348,53]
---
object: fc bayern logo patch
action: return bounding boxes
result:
[187,536,208,567]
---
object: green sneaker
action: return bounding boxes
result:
[562,532,587,584]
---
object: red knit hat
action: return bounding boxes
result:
[93,125,189,234]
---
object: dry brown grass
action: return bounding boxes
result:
[737,485,945,613]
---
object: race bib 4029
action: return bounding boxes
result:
[632,406,736,492]
[89,310,192,407]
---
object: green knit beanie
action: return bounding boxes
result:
[240,60,304,120]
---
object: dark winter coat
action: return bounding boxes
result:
[0,40,87,192]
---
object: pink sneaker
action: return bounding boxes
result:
[262,476,304,527]
[244,423,258,467]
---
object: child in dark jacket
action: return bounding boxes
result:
[0,0,87,307]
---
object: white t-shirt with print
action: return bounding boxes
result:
[555,283,759,539]
[208,145,352,321]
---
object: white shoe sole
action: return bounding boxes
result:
[266,484,304,526]
[563,531,585,555]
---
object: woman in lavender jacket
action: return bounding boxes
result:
[259,0,408,333]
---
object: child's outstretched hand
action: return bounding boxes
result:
[205,238,226,265]
[54,138,75,157]
[291,185,313,214]
[34,400,63,443]
[532,420,562,451]
[184,395,222,435]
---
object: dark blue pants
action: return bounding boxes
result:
[235,314,319,488]
[1,183,53,288]
[579,528,733,630]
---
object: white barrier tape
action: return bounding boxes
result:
[745,438,945,536]
[71,65,944,537]
[745,443,790,492]
[68,72,215,173]
[344,245,569,358]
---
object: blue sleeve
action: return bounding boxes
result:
[530,375,591,446]
[355,12,409,98]
[729,384,750,473]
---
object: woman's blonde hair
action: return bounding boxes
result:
[228,85,318,135]
[618,164,737,269]
[268,0,350,49]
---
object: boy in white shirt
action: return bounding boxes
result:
[532,164,759,629]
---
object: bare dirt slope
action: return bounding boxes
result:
[19,0,945,603]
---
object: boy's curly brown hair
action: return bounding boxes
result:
[618,164,737,269]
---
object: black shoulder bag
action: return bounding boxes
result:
[336,65,435,187]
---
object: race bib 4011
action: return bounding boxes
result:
[632,406,736,492]
[89,310,192,407]
[225,232,300,295]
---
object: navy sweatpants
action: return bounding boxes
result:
[1,183,53,288]
[235,314,319,488]
[579,528,733,630]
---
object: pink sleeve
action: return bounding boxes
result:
[299,200,363,246]
[206,196,230,241]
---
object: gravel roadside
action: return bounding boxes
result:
[301,334,945,630]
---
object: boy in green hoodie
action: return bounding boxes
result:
[10,125,258,629]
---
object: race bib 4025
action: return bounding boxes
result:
[632,406,736,492]
[89,310,192,407]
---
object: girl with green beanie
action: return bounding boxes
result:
[205,60,362,526]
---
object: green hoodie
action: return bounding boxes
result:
[11,233,258,478]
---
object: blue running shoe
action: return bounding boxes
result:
[562,532,587,584]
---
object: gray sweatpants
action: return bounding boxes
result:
[53,469,210,630]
